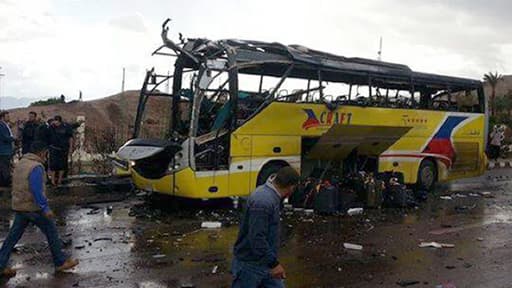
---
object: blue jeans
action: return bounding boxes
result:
[231,258,285,288]
[0,212,67,269]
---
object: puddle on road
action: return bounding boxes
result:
[2,171,512,287]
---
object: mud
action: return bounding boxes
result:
[1,170,512,287]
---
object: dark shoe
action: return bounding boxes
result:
[1,267,16,278]
[56,258,79,273]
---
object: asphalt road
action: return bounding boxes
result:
[1,169,512,288]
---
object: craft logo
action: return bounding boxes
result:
[302,109,352,130]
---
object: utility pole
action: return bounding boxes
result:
[0,67,4,110]
[165,70,170,94]
[377,36,383,61]
[120,67,127,139]
[121,67,126,94]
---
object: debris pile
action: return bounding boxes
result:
[290,171,421,215]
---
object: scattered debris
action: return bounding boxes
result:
[152,254,166,259]
[440,196,453,200]
[94,237,113,242]
[396,280,420,286]
[343,243,363,250]
[136,191,148,197]
[347,208,364,216]
[435,282,457,288]
[445,265,456,269]
[480,192,494,198]
[211,265,218,274]
[419,242,455,249]
[191,253,226,263]
[477,237,484,242]
[61,238,73,248]
[454,204,477,213]
[86,209,101,215]
[201,222,222,229]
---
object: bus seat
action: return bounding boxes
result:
[211,100,233,131]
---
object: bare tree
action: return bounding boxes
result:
[85,126,124,175]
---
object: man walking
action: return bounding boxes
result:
[232,166,300,288]
[48,116,73,186]
[0,111,14,187]
[20,111,39,154]
[0,141,79,278]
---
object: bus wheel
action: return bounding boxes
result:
[257,162,288,186]
[417,159,437,191]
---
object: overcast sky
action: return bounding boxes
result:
[1,0,511,103]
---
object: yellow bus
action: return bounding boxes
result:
[116,20,487,199]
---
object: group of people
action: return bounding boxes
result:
[0,109,296,286]
[0,111,74,187]
[0,111,79,278]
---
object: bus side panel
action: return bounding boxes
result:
[230,134,253,196]
[445,114,486,181]
[248,135,301,188]
[229,157,253,197]
[251,135,301,157]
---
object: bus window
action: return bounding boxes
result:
[431,89,481,112]
[196,71,231,136]
[139,96,172,139]
[323,82,351,104]
[455,89,481,112]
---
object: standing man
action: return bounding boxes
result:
[0,141,79,278]
[232,166,300,288]
[0,111,14,187]
[20,111,39,154]
[488,125,503,160]
[48,116,73,186]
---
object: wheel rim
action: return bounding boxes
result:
[420,166,434,188]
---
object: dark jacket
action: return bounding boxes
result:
[233,180,281,268]
[21,121,39,154]
[35,123,51,147]
[49,123,73,151]
[0,121,14,156]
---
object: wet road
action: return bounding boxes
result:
[1,169,512,288]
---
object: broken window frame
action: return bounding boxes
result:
[134,19,486,141]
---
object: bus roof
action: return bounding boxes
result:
[176,37,482,92]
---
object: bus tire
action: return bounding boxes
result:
[417,159,437,191]
[256,161,289,186]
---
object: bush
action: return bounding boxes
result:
[30,97,65,107]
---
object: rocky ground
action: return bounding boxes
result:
[1,169,512,288]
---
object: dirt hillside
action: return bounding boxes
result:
[8,90,172,142]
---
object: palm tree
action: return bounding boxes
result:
[483,71,504,116]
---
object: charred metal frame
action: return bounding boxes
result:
[133,18,485,140]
